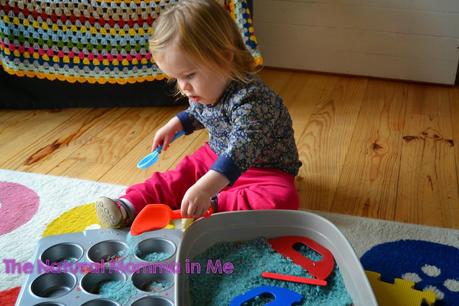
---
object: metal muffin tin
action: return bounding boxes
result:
[15,228,182,306]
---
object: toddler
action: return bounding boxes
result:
[96,0,302,228]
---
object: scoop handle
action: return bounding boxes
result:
[170,206,214,219]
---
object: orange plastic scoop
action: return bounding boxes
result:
[130,204,213,235]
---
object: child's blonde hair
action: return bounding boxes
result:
[149,0,258,84]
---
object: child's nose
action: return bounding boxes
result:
[183,82,192,91]
[181,81,192,93]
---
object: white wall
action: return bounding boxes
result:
[254,0,459,84]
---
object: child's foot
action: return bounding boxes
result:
[95,197,131,228]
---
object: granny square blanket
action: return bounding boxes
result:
[0,0,261,85]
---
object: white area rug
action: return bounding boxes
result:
[0,169,458,305]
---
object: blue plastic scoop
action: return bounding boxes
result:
[137,130,185,169]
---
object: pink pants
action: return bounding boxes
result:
[123,144,299,214]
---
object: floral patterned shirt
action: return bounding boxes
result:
[176,77,302,184]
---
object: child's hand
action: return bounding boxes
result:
[181,170,229,217]
[181,184,212,218]
[152,117,183,152]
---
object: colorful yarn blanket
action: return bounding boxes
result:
[0,0,261,85]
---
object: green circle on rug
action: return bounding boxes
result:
[42,203,99,237]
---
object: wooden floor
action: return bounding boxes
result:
[1,68,459,229]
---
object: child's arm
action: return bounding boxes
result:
[208,94,281,186]
[153,100,205,152]
[180,170,229,217]
[151,117,183,152]
[176,106,205,134]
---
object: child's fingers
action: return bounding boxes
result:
[164,130,180,151]
[197,202,212,218]
[163,134,171,151]
[151,140,158,151]
[194,206,205,218]
[187,203,198,217]
[190,202,209,218]
[181,199,190,217]
[151,131,170,151]
[181,198,198,218]
[151,133,163,151]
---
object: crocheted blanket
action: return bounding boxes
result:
[0,0,261,85]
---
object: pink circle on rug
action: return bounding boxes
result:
[0,182,39,235]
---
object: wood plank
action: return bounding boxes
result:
[51,106,183,181]
[258,68,294,95]
[0,109,84,166]
[331,79,408,220]
[0,110,16,122]
[396,85,459,227]
[98,118,175,185]
[282,73,339,208]
[296,75,368,210]
[99,107,194,185]
[100,129,208,186]
[450,87,459,202]
[1,108,129,172]
[0,110,46,138]
[48,158,112,180]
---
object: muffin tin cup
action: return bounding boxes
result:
[80,268,127,295]
[16,228,182,306]
[132,267,175,293]
[31,272,76,298]
[131,296,174,306]
[134,238,176,263]
[40,243,84,265]
[87,240,130,263]
[81,299,120,306]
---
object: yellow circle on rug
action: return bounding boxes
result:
[42,203,176,237]
[42,203,99,237]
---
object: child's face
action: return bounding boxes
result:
[154,46,230,105]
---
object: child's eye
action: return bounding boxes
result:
[185,73,195,80]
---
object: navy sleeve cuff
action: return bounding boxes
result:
[210,155,242,185]
[176,111,195,135]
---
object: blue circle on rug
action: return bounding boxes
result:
[361,240,459,305]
